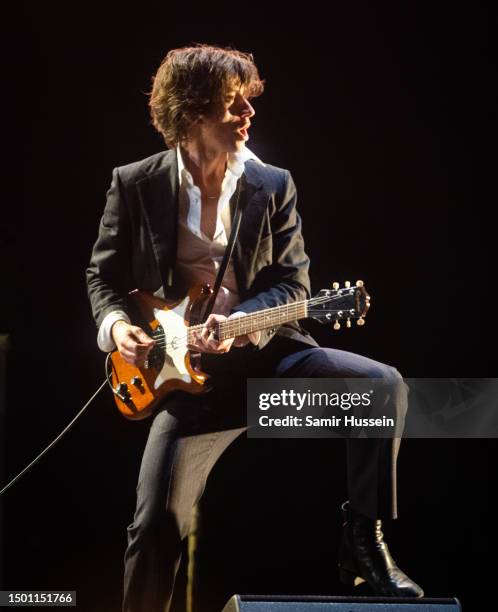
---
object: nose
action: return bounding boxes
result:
[240,96,255,118]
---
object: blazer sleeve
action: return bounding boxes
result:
[231,169,311,350]
[86,167,133,329]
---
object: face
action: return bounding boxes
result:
[198,84,256,154]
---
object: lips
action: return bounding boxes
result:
[236,122,250,140]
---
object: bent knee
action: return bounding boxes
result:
[386,366,404,383]
[378,366,407,394]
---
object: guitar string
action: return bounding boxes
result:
[150,294,360,350]
[147,293,363,352]
[152,311,357,351]
[150,295,346,349]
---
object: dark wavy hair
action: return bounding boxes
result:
[149,44,265,147]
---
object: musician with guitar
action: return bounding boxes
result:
[86,44,423,612]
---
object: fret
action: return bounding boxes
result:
[218,300,308,340]
[186,284,366,342]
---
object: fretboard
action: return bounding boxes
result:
[216,300,308,340]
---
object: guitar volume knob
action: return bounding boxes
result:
[131,376,143,388]
[115,382,131,403]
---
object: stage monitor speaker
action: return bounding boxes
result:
[221,595,462,612]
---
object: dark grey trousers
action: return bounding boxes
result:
[122,337,407,612]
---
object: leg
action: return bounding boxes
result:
[271,345,422,597]
[123,396,245,612]
[273,346,406,519]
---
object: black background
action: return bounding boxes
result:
[1,3,495,611]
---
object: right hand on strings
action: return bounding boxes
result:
[111,320,155,366]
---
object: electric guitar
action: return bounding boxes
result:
[106,281,370,420]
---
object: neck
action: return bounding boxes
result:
[179,141,227,190]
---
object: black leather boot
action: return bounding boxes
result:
[338,501,424,598]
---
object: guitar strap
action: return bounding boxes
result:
[203,172,246,320]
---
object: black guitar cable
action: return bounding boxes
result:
[0,378,108,497]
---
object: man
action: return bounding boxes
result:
[86,44,423,612]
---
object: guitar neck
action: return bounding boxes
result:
[217,300,308,340]
[184,282,369,342]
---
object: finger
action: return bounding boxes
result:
[187,342,215,354]
[128,330,152,345]
[190,326,228,353]
[122,338,149,353]
[197,326,210,347]
[217,338,234,353]
[206,330,222,350]
[204,337,231,353]
[189,335,223,354]
[121,350,137,365]
[205,313,227,324]
[187,331,207,352]
[121,338,138,352]
[187,331,206,352]
[119,341,151,362]
[132,327,155,345]
[202,320,222,340]
[201,324,213,340]
[198,329,214,351]
[135,345,153,359]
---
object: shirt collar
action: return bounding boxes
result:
[176,144,264,185]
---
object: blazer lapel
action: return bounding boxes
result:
[136,150,179,295]
[231,160,267,294]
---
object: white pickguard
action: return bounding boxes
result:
[153,296,192,389]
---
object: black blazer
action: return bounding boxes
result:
[86,149,318,350]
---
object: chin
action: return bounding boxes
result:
[221,138,245,155]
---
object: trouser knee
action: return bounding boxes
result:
[127,510,182,553]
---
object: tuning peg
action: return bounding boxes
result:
[346,318,351,328]
[332,282,339,290]
[333,320,341,330]
[356,280,364,287]
[345,281,351,288]
[356,317,365,326]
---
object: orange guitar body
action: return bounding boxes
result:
[109,283,213,420]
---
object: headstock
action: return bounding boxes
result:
[308,280,371,330]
